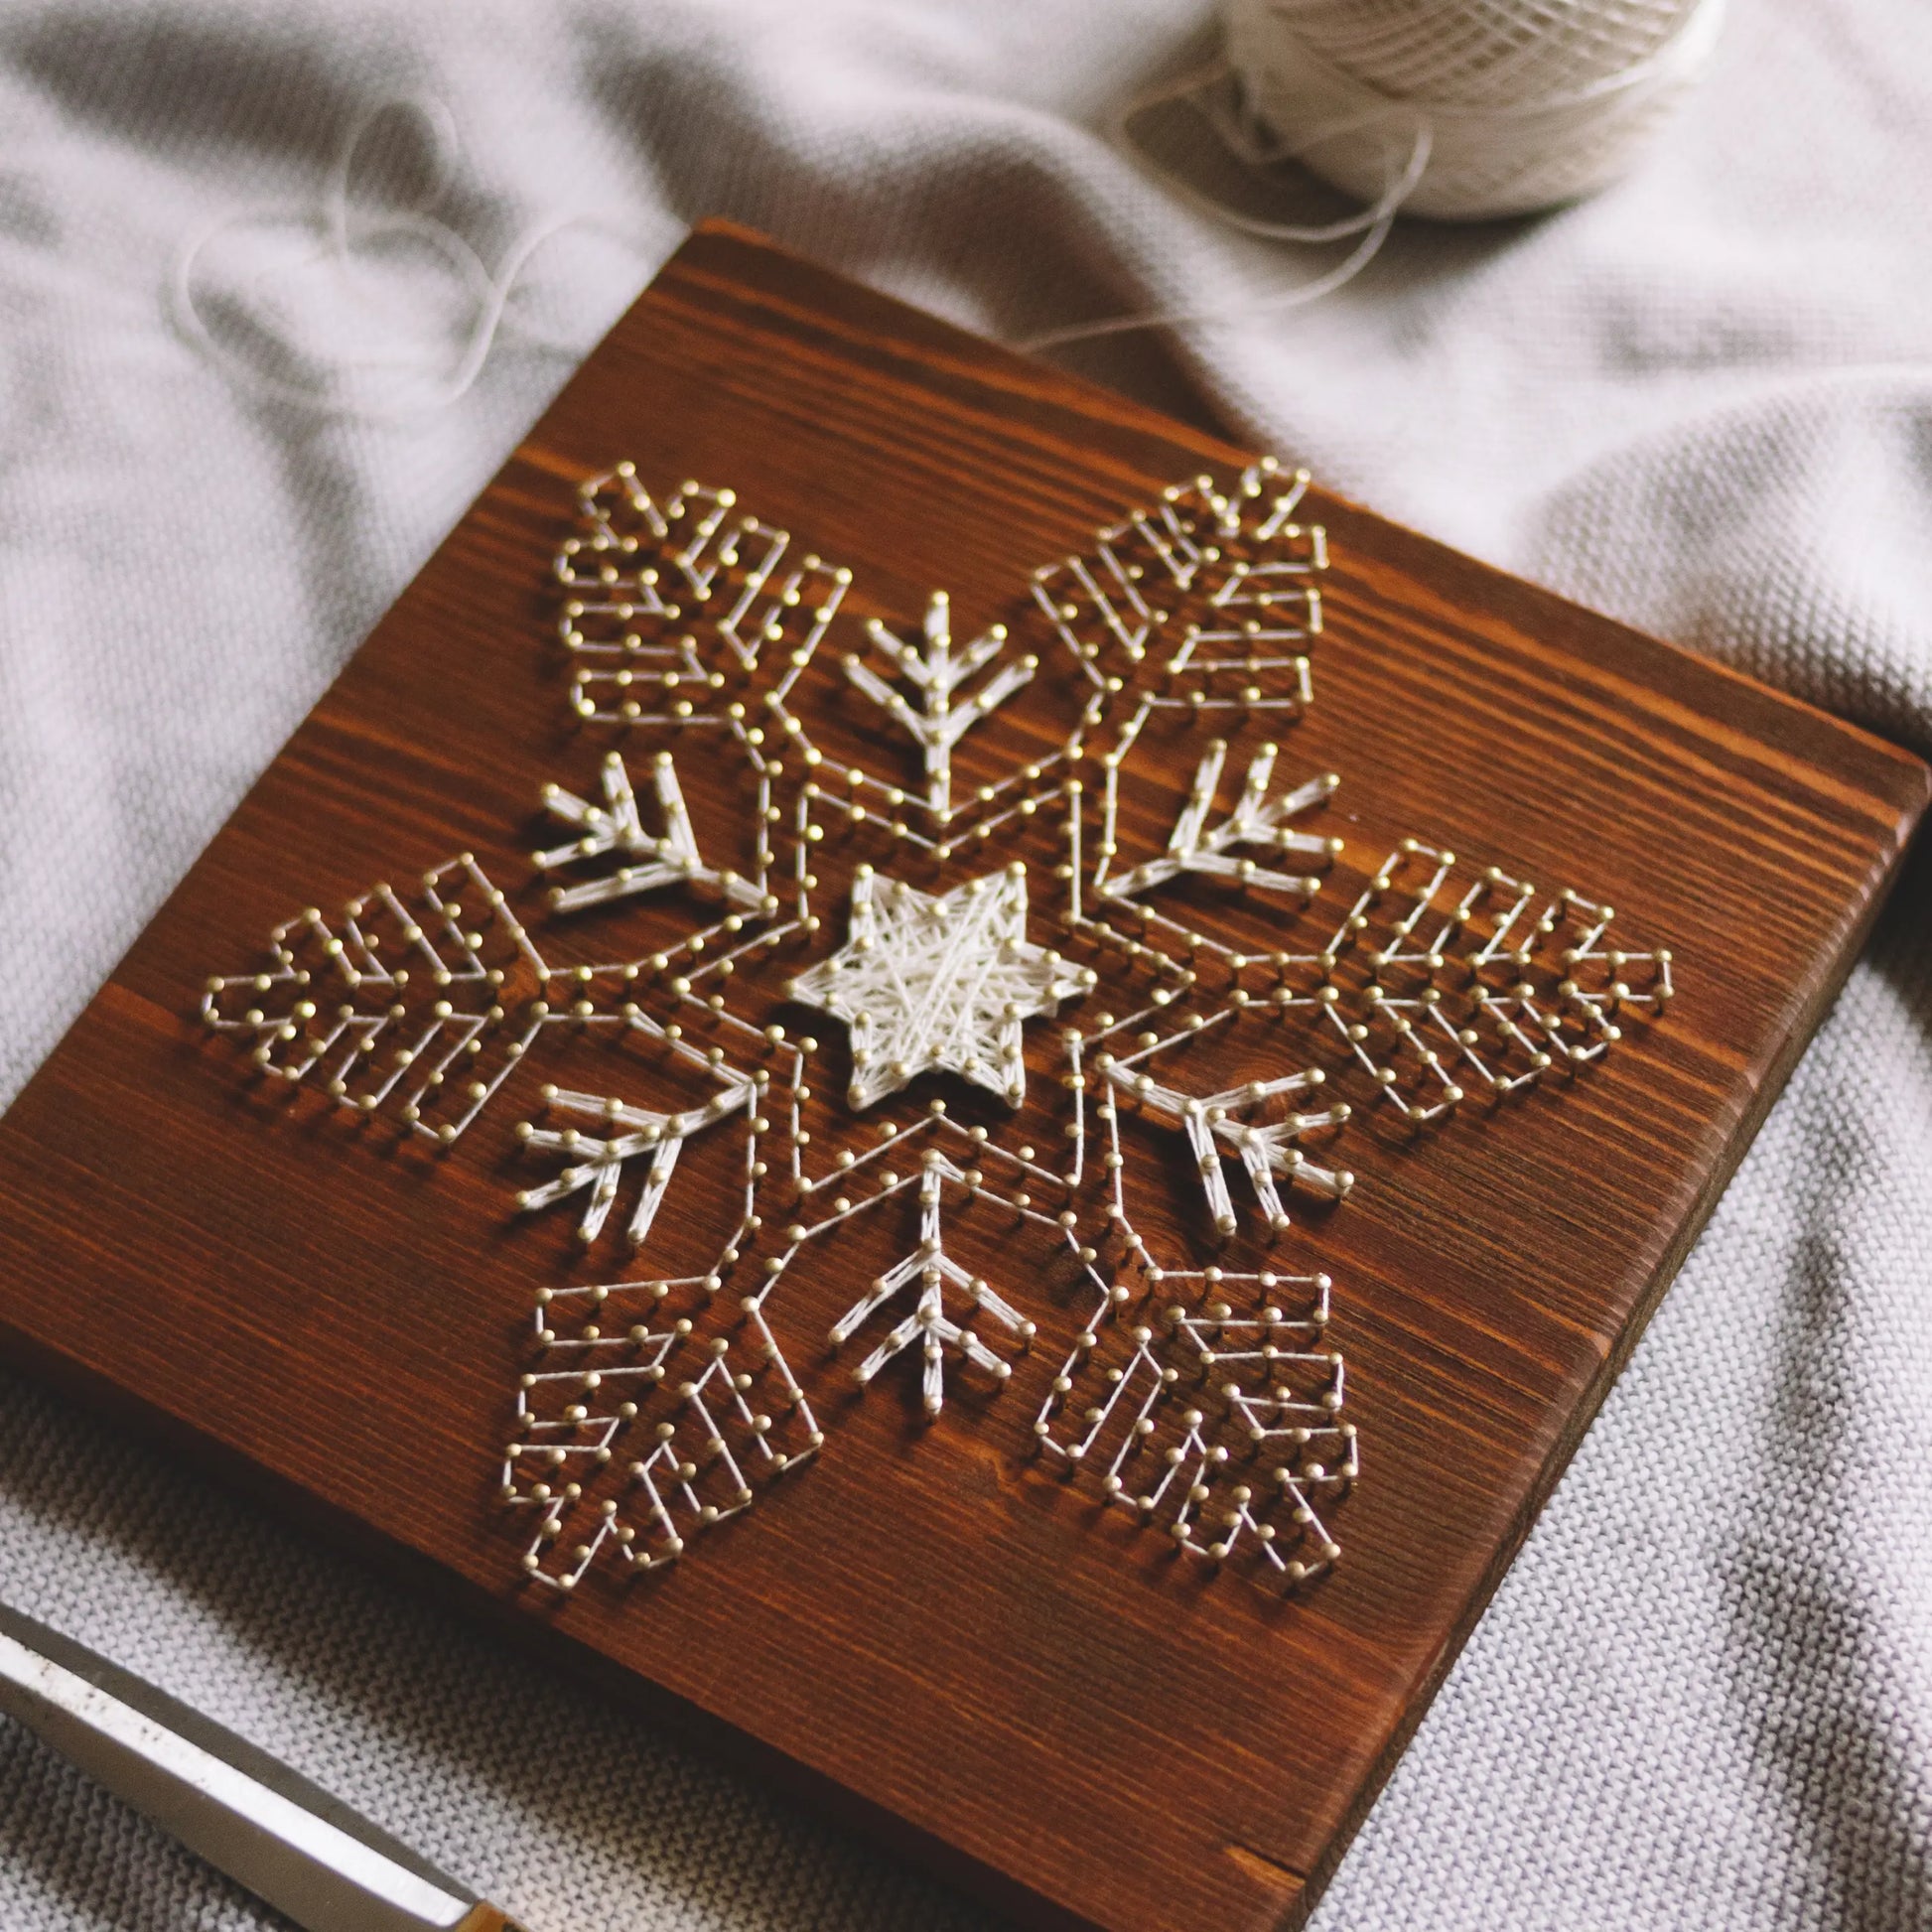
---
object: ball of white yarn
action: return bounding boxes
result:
[1223,0,1726,220]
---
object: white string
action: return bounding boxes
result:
[170,94,649,422]
[1019,59,1430,351]
[195,452,1681,1589]
[1225,0,1726,218]
[1021,0,1721,352]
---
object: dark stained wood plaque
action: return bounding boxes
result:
[0,224,1923,1932]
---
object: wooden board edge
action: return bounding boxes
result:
[684,221,1927,812]
[0,1288,1121,1932]
[1291,795,1929,1927]
[677,218,1238,455]
[2,220,1926,1932]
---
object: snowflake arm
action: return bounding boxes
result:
[842,591,1038,815]
[536,752,767,915]
[1102,740,1341,903]
[515,1077,758,1247]
[827,1152,1030,1417]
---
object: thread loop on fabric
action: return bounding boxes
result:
[1023,0,1722,352]
[170,96,646,422]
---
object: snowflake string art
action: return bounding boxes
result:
[199,458,1675,1595]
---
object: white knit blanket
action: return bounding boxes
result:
[2,4,1928,1927]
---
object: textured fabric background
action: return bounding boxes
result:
[2,3,1929,1927]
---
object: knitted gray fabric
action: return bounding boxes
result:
[2,4,1929,1928]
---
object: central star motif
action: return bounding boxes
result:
[789,862,1091,1109]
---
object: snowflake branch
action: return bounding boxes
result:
[842,591,1037,816]
[1103,740,1340,903]
[1099,1057,1354,1234]
[515,1076,758,1247]
[828,1153,1032,1416]
[536,752,767,914]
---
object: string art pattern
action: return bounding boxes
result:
[199,458,1675,1593]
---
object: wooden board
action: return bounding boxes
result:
[0,223,1922,1932]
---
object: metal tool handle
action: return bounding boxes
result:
[0,1602,523,1932]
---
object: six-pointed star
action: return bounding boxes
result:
[789,862,1093,1109]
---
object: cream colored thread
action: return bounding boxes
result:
[1021,62,1429,351]
[199,457,1677,1594]
[1227,0,1726,219]
[557,466,851,727]
[171,94,647,420]
[787,863,1093,1111]
[1024,0,1721,351]
[844,592,1037,817]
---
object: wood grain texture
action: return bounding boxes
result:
[0,223,1923,1932]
